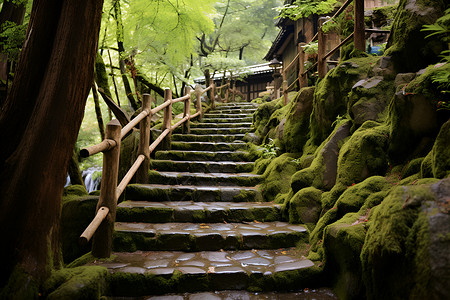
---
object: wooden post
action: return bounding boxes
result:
[210,83,215,109]
[162,88,172,150]
[182,86,191,134]
[282,70,288,105]
[195,85,203,121]
[91,119,121,258]
[318,18,327,79]
[136,94,151,183]
[354,0,365,52]
[225,83,229,103]
[298,42,308,88]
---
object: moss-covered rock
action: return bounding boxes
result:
[361,178,450,300]
[61,192,99,264]
[310,56,380,144]
[388,64,450,164]
[291,121,351,193]
[430,119,450,178]
[259,153,300,202]
[385,0,447,73]
[281,87,315,153]
[335,121,389,188]
[252,98,283,142]
[323,212,367,300]
[43,266,108,299]
[348,76,395,128]
[288,187,323,225]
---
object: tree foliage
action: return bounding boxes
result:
[274,0,337,20]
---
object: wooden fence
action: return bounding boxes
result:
[79,84,217,258]
[281,0,389,104]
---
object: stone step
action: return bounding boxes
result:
[187,128,251,135]
[215,103,258,109]
[212,109,257,114]
[170,141,247,152]
[190,122,253,128]
[107,289,338,300]
[113,222,308,251]
[203,113,251,119]
[172,134,245,143]
[155,150,255,162]
[147,171,262,187]
[149,160,254,173]
[202,117,253,123]
[116,201,281,223]
[87,248,318,297]
[125,184,262,202]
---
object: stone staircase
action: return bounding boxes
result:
[86,102,317,298]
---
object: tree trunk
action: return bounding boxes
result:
[0,0,103,291]
[68,148,85,188]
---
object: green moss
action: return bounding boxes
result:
[323,212,367,300]
[43,266,107,300]
[63,185,88,197]
[431,120,450,179]
[336,121,389,187]
[0,266,40,300]
[61,195,99,264]
[253,97,283,141]
[360,184,436,300]
[282,87,315,153]
[384,0,446,72]
[259,153,300,202]
[420,150,434,178]
[310,56,380,144]
[401,157,425,179]
[288,187,323,225]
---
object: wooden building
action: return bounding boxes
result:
[194,63,274,101]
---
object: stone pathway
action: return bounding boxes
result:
[87,102,328,297]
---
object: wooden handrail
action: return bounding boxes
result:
[281,0,370,100]
[79,83,215,255]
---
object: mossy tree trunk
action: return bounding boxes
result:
[92,82,106,140]
[0,0,103,292]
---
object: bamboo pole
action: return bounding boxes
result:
[136,94,151,183]
[149,128,170,153]
[161,88,172,150]
[354,0,365,52]
[182,86,191,134]
[91,119,121,258]
[79,206,109,245]
[80,139,117,158]
[116,154,145,199]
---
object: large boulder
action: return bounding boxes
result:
[361,178,449,300]
[385,0,446,73]
[282,87,315,153]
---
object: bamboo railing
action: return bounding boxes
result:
[79,83,217,258]
[281,0,388,104]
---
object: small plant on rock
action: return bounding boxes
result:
[258,138,280,158]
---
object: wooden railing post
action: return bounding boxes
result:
[210,83,216,109]
[162,88,172,149]
[354,0,365,52]
[298,42,308,88]
[282,70,288,105]
[91,119,121,258]
[183,86,191,134]
[136,94,151,183]
[225,83,229,103]
[195,85,203,121]
[318,17,328,79]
